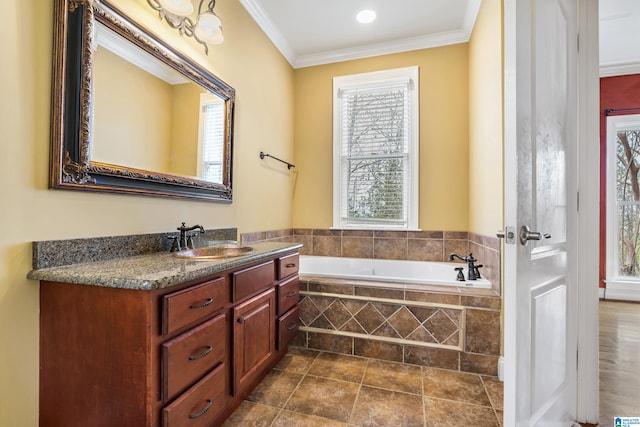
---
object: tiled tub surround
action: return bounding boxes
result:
[292,278,502,376]
[241,228,501,294]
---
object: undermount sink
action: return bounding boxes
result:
[173,245,254,260]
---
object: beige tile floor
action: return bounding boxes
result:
[222,347,503,426]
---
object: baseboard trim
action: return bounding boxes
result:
[603,281,640,302]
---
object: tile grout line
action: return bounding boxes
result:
[345,358,369,426]
[421,365,428,427]
[267,350,320,426]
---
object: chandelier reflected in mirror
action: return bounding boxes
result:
[147,0,223,54]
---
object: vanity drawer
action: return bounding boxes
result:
[162,314,226,402]
[162,362,226,427]
[163,277,227,336]
[232,261,275,302]
[277,253,299,280]
[277,276,299,315]
[277,306,299,350]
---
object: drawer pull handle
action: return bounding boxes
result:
[286,291,297,297]
[189,298,213,309]
[188,399,212,420]
[285,263,296,268]
[188,345,213,361]
[287,322,297,331]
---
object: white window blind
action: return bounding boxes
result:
[199,99,225,183]
[333,67,419,229]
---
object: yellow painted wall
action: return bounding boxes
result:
[0,0,294,424]
[292,46,470,231]
[169,82,202,177]
[93,46,173,172]
[468,0,504,235]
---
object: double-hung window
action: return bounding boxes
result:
[198,92,225,183]
[606,113,640,287]
[333,66,419,229]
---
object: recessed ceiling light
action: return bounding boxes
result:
[356,9,376,24]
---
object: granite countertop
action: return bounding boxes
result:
[27,242,302,291]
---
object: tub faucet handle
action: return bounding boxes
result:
[473,264,483,280]
[454,267,465,281]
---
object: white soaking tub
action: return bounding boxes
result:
[298,255,492,289]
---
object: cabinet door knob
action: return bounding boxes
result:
[237,316,244,324]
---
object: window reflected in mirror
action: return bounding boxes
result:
[91,22,226,184]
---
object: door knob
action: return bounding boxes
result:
[519,225,551,245]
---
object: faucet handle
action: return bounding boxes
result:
[168,235,180,252]
[473,264,483,279]
[454,267,465,281]
[186,233,197,249]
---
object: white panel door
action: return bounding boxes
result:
[503,0,578,425]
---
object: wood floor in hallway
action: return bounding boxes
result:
[599,301,640,426]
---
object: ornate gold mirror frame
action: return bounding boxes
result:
[50,0,235,201]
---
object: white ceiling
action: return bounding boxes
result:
[599,0,640,76]
[238,0,481,68]
[239,0,640,76]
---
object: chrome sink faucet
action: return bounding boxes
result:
[170,222,205,252]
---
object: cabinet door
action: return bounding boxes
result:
[232,288,276,395]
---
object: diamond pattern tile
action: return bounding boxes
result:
[299,296,320,326]
[310,314,334,330]
[423,309,459,343]
[324,300,352,329]
[406,326,437,343]
[372,321,402,339]
[299,294,463,349]
[343,299,367,315]
[408,306,438,322]
[372,302,401,318]
[387,307,420,338]
[354,303,385,334]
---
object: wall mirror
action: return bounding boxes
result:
[51,0,235,201]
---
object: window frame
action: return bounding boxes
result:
[332,66,419,230]
[197,92,226,183]
[606,113,640,284]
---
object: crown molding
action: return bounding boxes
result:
[294,30,470,68]
[462,0,482,38]
[238,0,296,65]
[600,61,640,77]
[240,0,480,69]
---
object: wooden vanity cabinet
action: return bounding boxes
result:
[39,251,300,427]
